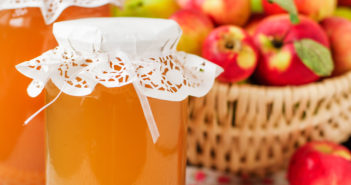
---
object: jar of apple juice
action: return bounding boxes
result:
[16,17,222,185]
[0,1,123,184]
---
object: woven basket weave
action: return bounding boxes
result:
[187,72,351,176]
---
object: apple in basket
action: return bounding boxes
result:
[202,25,259,83]
[113,0,180,18]
[245,15,265,36]
[170,10,214,56]
[339,0,351,6]
[334,7,351,20]
[262,0,337,21]
[261,0,286,15]
[288,141,351,185]
[175,0,251,26]
[253,15,334,86]
[321,17,351,76]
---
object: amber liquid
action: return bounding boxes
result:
[46,84,187,185]
[0,6,110,184]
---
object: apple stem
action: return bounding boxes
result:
[282,26,293,39]
[272,39,283,48]
[271,26,294,48]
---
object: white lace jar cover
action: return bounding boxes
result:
[0,0,124,24]
[16,17,223,143]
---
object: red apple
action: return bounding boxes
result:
[262,0,286,15]
[296,0,337,21]
[170,10,214,55]
[288,141,351,185]
[245,15,265,36]
[339,0,351,6]
[262,0,337,21]
[253,15,330,86]
[176,0,251,26]
[321,17,351,76]
[202,26,258,83]
[176,0,199,9]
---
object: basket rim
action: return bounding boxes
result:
[217,71,351,92]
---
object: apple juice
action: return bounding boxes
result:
[46,83,188,185]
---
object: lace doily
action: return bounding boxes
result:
[0,0,124,24]
[16,17,223,143]
[17,47,221,101]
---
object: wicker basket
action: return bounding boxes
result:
[187,72,351,176]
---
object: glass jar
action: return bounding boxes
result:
[16,17,221,185]
[46,84,188,185]
[0,5,111,185]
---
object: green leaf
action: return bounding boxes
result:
[294,39,334,77]
[268,0,300,24]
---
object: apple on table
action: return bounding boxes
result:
[176,0,251,26]
[253,15,333,86]
[170,10,214,56]
[288,141,351,185]
[202,26,259,83]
